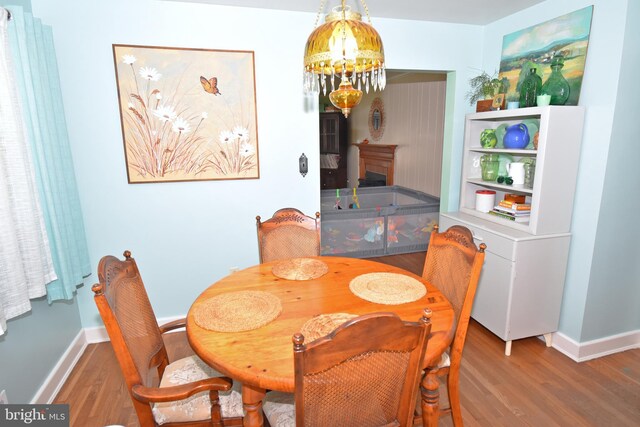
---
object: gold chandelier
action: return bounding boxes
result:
[303,0,386,117]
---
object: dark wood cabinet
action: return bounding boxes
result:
[320,167,347,190]
[320,112,348,189]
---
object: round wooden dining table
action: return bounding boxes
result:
[187,256,455,427]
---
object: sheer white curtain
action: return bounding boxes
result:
[0,7,56,335]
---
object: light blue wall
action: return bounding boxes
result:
[30,0,484,329]
[0,297,82,403]
[582,0,640,341]
[482,0,636,341]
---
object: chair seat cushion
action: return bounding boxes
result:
[262,391,295,427]
[436,351,451,368]
[152,355,243,425]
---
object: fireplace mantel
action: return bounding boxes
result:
[357,144,397,185]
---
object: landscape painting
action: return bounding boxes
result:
[498,6,593,106]
[113,44,259,183]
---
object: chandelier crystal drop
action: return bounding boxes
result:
[304,0,385,117]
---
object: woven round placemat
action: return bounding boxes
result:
[272,258,329,281]
[299,313,358,342]
[193,291,282,332]
[349,272,427,305]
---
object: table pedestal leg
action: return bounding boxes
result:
[242,384,265,427]
[420,370,440,427]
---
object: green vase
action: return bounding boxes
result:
[541,56,570,105]
[480,129,497,148]
[519,68,542,108]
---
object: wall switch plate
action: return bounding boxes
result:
[0,389,8,404]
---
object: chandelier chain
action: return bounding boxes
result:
[359,0,372,23]
[341,0,347,70]
[316,0,371,26]
[313,0,327,28]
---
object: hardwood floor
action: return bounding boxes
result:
[53,252,640,426]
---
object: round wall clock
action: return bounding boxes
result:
[368,97,385,141]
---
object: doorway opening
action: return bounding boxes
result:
[318,70,448,198]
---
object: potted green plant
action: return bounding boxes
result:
[466,70,505,106]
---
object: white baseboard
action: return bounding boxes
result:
[83,324,110,344]
[31,329,87,404]
[552,329,640,362]
[84,315,185,344]
[35,315,186,403]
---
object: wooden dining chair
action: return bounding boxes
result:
[92,250,244,427]
[263,309,433,427]
[417,225,486,426]
[256,208,321,263]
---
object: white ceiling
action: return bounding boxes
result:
[169,0,545,25]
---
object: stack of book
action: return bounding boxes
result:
[488,200,531,223]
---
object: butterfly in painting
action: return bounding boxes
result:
[200,76,221,95]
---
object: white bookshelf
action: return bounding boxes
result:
[459,106,584,235]
[442,106,585,355]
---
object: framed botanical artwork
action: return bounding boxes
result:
[112,44,259,183]
[498,6,593,106]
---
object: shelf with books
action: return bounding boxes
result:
[496,200,531,210]
[492,207,530,216]
[489,201,531,224]
[458,106,584,235]
[460,182,534,231]
[487,210,529,223]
